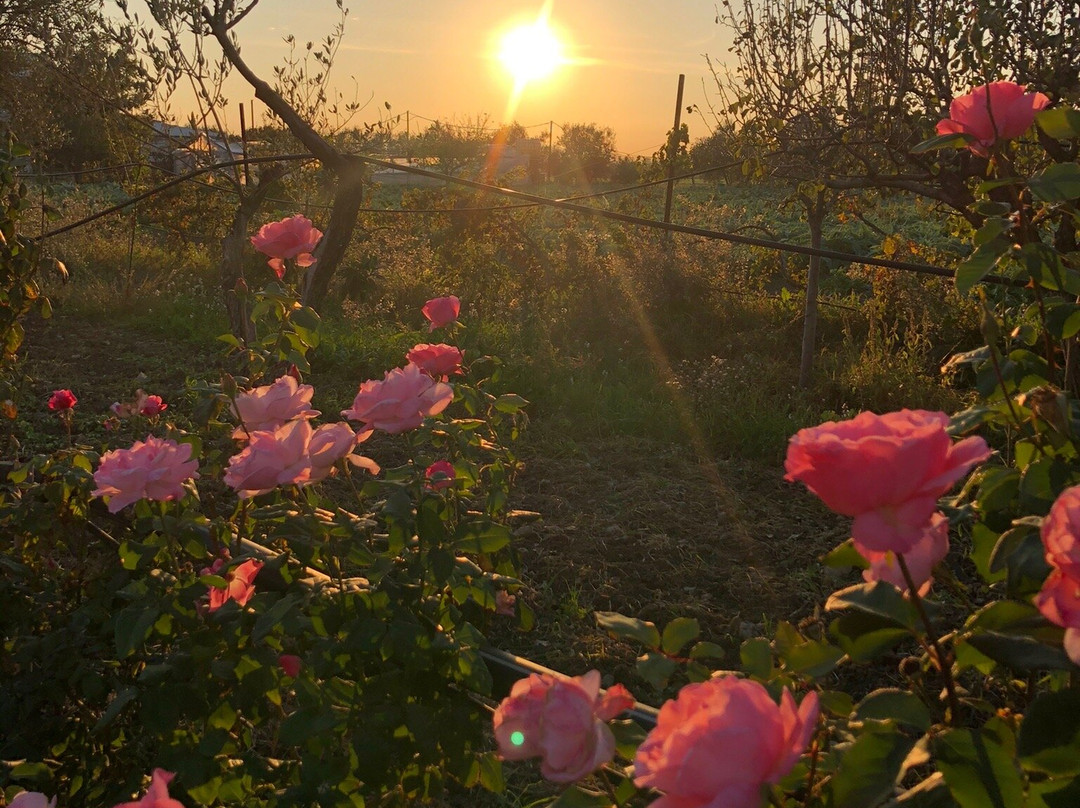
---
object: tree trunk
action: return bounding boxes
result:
[798,191,827,389]
[302,163,365,309]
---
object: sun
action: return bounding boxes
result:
[498,19,563,86]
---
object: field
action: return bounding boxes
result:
[16,176,975,691]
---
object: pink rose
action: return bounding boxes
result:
[936,81,1050,157]
[224,419,313,498]
[1040,486,1080,579]
[635,677,819,808]
[232,374,320,440]
[205,558,263,612]
[495,590,517,616]
[48,389,77,411]
[406,343,464,379]
[250,214,323,278]
[140,394,168,417]
[785,410,990,554]
[424,460,456,491]
[1034,486,1080,665]
[10,792,56,808]
[341,363,454,434]
[92,437,200,513]
[308,421,379,482]
[494,670,635,783]
[112,768,185,808]
[422,295,461,331]
[279,653,302,678]
[859,511,950,596]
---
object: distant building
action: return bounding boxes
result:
[149,122,246,180]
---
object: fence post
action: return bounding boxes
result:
[663,74,685,226]
[798,190,826,388]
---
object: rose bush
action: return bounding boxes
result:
[250,214,322,278]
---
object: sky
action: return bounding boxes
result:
[139,0,735,156]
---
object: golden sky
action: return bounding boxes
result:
[150,0,732,155]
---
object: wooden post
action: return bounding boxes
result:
[663,74,685,225]
[238,102,250,186]
[798,190,827,389]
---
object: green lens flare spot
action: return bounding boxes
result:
[510,731,525,747]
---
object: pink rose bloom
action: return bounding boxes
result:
[279,653,302,678]
[93,437,200,513]
[48,389,77,411]
[422,295,461,331]
[112,768,185,808]
[308,421,379,482]
[1041,486,1080,579]
[494,670,636,783]
[205,558,263,612]
[635,677,819,808]
[406,343,464,379]
[10,792,56,808]
[785,410,990,554]
[424,460,456,491]
[250,214,323,278]
[224,419,313,498]
[858,511,950,596]
[140,395,168,417]
[341,363,454,434]
[495,590,517,616]
[1034,486,1080,665]
[232,374,320,440]
[936,81,1050,157]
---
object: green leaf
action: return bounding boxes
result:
[610,718,648,761]
[934,728,1024,808]
[114,604,159,658]
[955,240,1008,295]
[825,582,919,630]
[689,640,727,661]
[595,611,660,648]
[278,707,340,746]
[636,652,678,689]
[740,637,773,679]
[783,638,845,678]
[476,752,504,793]
[8,762,53,782]
[823,539,869,569]
[1029,162,1080,203]
[829,612,911,662]
[829,724,918,808]
[288,305,322,348]
[1018,690,1080,776]
[964,631,1072,671]
[911,132,971,153]
[93,686,138,733]
[661,617,700,655]
[1037,107,1080,139]
[452,522,511,554]
[851,688,931,733]
[208,701,237,731]
[493,393,529,413]
[548,785,613,808]
[253,594,303,642]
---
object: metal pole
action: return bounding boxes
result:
[663,74,685,225]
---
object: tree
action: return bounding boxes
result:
[0,1,150,168]
[556,123,616,184]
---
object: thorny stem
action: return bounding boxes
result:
[898,554,961,725]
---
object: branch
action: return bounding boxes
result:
[201,5,343,168]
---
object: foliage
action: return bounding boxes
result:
[555,123,617,184]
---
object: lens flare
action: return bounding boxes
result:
[510,730,525,746]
